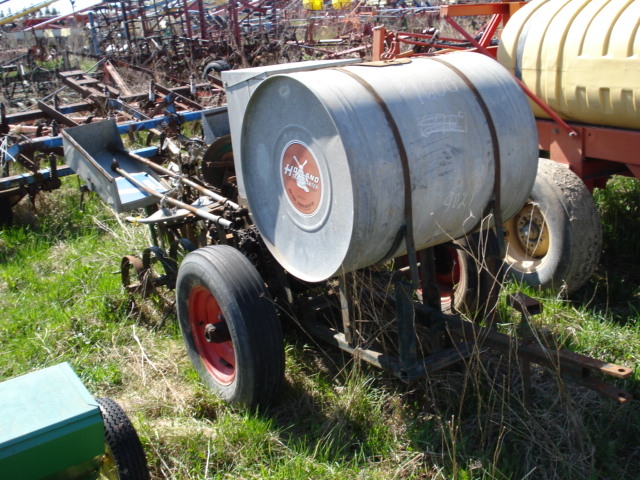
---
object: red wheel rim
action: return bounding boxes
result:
[434,245,461,302]
[188,285,236,385]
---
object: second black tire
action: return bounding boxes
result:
[97,398,150,480]
[434,230,502,322]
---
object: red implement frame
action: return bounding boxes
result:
[537,119,640,190]
[371,0,640,189]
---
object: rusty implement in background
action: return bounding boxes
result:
[0,60,226,223]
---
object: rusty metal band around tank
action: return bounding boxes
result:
[335,66,420,287]
[429,56,505,254]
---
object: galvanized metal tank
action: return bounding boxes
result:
[222,58,362,202]
[498,0,640,129]
[241,52,538,282]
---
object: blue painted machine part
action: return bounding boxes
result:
[0,147,159,191]
[4,108,216,160]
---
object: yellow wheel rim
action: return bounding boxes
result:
[504,203,549,272]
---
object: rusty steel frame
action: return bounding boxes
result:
[298,268,633,403]
[537,119,640,190]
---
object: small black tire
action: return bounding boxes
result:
[176,245,285,408]
[434,230,502,321]
[202,60,230,81]
[96,398,150,480]
[503,159,602,294]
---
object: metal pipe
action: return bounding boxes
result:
[197,0,207,40]
[120,148,241,211]
[110,159,233,228]
[120,2,132,52]
[8,108,222,161]
[27,3,97,30]
[229,0,241,49]
[0,0,56,25]
[138,0,150,37]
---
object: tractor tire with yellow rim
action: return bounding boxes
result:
[503,158,602,295]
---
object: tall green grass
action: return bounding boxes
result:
[1,175,639,479]
[594,175,640,261]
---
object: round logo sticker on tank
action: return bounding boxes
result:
[281,141,322,216]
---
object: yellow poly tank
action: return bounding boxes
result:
[303,0,324,10]
[332,0,351,9]
[498,0,640,129]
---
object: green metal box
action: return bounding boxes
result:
[0,362,105,479]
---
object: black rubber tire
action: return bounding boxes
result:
[202,60,230,81]
[434,230,502,322]
[176,245,285,408]
[503,159,602,294]
[96,398,150,480]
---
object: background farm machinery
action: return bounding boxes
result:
[0,51,229,225]
[0,0,481,89]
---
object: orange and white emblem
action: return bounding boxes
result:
[281,141,322,216]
